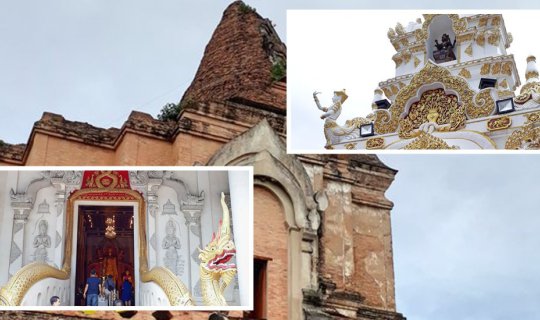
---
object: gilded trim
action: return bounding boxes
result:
[0,262,69,306]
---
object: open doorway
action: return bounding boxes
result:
[75,205,135,306]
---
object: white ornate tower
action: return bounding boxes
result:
[318,13,540,150]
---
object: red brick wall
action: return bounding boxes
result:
[253,186,288,320]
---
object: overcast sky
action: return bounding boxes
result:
[381,154,540,320]
[2,1,540,144]
[288,10,540,152]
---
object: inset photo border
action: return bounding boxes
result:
[0,166,253,312]
[288,10,540,153]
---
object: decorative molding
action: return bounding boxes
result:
[480,63,491,75]
[458,68,471,79]
[464,43,473,57]
[374,61,494,135]
[487,116,512,131]
[37,200,50,214]
[162,199,178,215]
[492,62,501,74]
[403,132,459,150]
[366,137,385,150]
[344,143,357,150]
[414,56,421,68]
[505,123,540,149]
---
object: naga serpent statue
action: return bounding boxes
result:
[198,192,237,306]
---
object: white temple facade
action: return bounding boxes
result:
[0,169,251,307]
[317,14,540,150]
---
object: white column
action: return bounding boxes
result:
[228,170,252,307]
[0,171,17,284]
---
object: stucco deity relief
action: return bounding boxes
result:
[162,220,183,276]
[32,220,51,263]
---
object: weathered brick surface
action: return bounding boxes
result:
[182,1,286,112]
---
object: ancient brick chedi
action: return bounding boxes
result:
[0,1,405,319]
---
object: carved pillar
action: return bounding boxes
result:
[180,193,204,300]
[51,175,66,269]
[8,196,32,277]
[145,173,163,270]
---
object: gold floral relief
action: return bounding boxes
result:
[499,79,508,89]
[400,37,409,46]
[402,51,411,64]
[366,137,385,149]
[525,111,540,124]
[457,33,474,43]
[476,31,485,47]
[392,55,403,67]
[505,123,540,149]
[467,88,495,119]
[344,143,357,150]
[374,61,479,134]
[515,92,532,104]
[480,63,491,75]
[501,62,512,76]
[398,118,417,139]
[404,88,460,129]
[464,43,473,57]
[382,87,393,98]
[487,116,512,131]
[487,30,501,46]
[414,28,426,43]
[403,132,459,150]
[458,68,471,79]
[414,56,421,68]
[417,14,467,43]
[491,16,501,27]
[491,62,501,74]
[478,16,488,27]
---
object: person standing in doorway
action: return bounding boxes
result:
[83,269,101,306]
[121,270,133,306]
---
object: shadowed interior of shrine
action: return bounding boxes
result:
[75,205,134,306]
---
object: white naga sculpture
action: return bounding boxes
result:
[313,90,372,149]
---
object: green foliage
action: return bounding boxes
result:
[157,103,181,121]
[271,58,286,82]
[238,2,256,14]
[0,139,5,148]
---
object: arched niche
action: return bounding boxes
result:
[426,15,457,64]
[207,119,320,320]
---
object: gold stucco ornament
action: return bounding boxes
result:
[373,61,494,136]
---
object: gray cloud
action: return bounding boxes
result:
[380,155,540,320]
